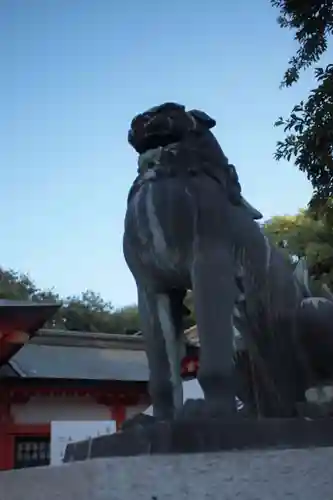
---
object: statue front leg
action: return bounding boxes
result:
[192,248,238,416]
[137,286,183,420]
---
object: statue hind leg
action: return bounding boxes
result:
[191,247,238,416]
[137,286,184,420]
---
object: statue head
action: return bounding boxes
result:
[128,102,216,154]
[128,103,263,221]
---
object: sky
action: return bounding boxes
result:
[0,0,327,307]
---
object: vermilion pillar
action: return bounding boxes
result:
[111,406,126,430]
[0,389,13,470]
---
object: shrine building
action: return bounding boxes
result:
[0,301,199,471]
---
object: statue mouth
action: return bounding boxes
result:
[128,102,188,154]
[129,130,183,155]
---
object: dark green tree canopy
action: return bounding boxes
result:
[272,0,333,87]
[271,0,333,205]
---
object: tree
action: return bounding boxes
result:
[58,290,115,332]
[263,208,333,288]
[106,304,141,334]
[0,267,141,333]
[271,0,333,205]
[0,267,198,333]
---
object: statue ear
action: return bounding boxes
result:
[188,109,216,129]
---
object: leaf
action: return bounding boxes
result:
[274,118,285,127]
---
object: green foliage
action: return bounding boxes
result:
[264,207,333,288]
[109,304,141,334]
[183,290,196,329]
[274,65,333,202]
[271,0,333,203]
[0,269,196,334]
[0,269,39,300]
[0,268,140,334]
[271,0,333,87]
[58,291,114,332]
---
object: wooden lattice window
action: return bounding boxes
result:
[14,436,50,469]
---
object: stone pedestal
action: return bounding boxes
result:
[64,416,333,462]
[2,448,333,500]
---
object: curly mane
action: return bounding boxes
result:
[128,129,245,211]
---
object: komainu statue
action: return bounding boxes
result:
[123,102,333,420]
[234,255,333,416]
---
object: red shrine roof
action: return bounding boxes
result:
[0,300,61,367]
[0,304,244,384]
[0,300,201,383]
[1,327,200,382]
[10,340,149,381]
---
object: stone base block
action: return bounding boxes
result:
[2,448,333,500]
[64,416,333,462]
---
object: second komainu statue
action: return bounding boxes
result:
[123,102,333,420]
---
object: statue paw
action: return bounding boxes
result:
[121,413,157,431]
[175,398,238,420]
[297,383,333,418]
[175,399,207,419]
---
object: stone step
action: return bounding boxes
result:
[2,448,333,500]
